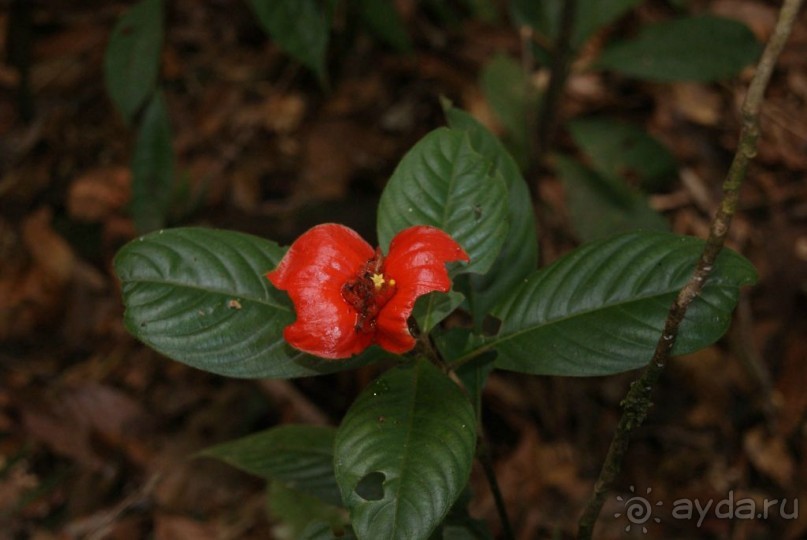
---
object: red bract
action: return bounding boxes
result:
[266,224,469,359]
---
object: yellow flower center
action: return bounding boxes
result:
[371,273,385,290]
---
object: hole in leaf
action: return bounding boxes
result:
[355,471,385,501]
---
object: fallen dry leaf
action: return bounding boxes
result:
[67,166,131,222]
[743,426,795,488]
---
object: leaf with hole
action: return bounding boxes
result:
[487,231,757,375]
[377,128,509,276]
[104,0,163,123]
[334,359,476,540]
[115,227,380,378]
[200,424,341,506]
[595,16,761,82]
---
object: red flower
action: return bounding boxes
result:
[267,224,469,359]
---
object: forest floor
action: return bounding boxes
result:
[2,1,807,539]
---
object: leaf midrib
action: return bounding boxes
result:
[125,276,290,312]
[460,279,736,363]
[390,361,426,538]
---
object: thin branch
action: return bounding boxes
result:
[536,0,577,162]
[576,1,805,538]
[477,434,516,540]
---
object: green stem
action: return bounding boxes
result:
[576,0,804,537]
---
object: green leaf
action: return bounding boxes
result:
[443,103,538,325]
[377,128,509,275]
[479,53,538,167]
[334,360,477,540]
[104,0,163,123]
[300,520,357,540]
[510,0,639,49]
[114,227,380,378]
[568,117,678,191]
[455,351,495,423]
[356,0,412,53]
[439,488,492,540]
[250,0,329,82]
[267,482,348,540]
[412,291,464,334]
[131,91,174,233]
[595,16,762,82]
[556,155,668,242]
[489,231,757,376]
[200,425,341,506]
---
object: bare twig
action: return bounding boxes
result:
[477,434,516,540]
[576,1,805,537]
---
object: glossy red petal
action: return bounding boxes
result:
[375,226,469,353]
[267,224,374,359]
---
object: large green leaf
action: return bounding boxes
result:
[487,231,757,376]
[131,91,174,233]
[104,0,163,123]
[200,425,341,506]
[556,155,668,242]
[377,128,509,275]
[443,104,538,325]
[334,360,476,540]
[115,227,379,378]
[595,16,762,82]
[250,0,329,82]
[568,117,678,192]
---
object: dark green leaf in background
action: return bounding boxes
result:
[443,104,538,325]
[356,0,412,53]
[377,128,509,276]
[115,228,379,378]
[510,0,639,50]
[556,155,668,242]
[412,290,465,334]
[131,91,174,233]
[250,0,329,82]
[568,117,678,192]
[489,231,757,376]
[104,0,163,123]
[595,16,762,82]
[479,53,538,167]
[200,424,342,506]
[334,360,476,540]
[300,520,357,540]
[267,482,348,539]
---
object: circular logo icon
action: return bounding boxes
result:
[614,486,662,534]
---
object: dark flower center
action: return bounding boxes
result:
[341,248,397,333]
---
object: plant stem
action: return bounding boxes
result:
[575,1,804,538]
[536,0,577,163]
[477,434,516,540]
[421,332,516,538]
